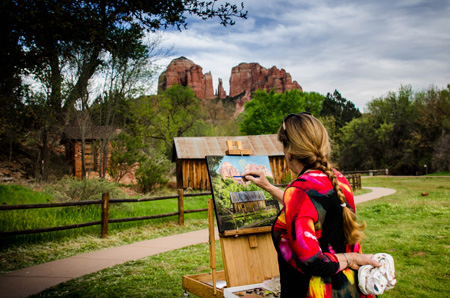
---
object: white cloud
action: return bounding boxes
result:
[152,0,450,109]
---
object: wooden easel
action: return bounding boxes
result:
[182,140,279,297]
[225,140,252,156]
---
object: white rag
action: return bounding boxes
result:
[358,253,396,295]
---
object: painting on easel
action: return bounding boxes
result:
[206,155,281,233]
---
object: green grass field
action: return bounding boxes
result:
[2,176,450,297]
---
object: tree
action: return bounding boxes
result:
[339,115,380,170]
[239,89,324,135]
[89,33,168,178]
[320,90,361,128]
[413,85,450,171]
[180,98,238,137]
[338,85,421,174]
[432,133,450,172]
[130,84,203,157]
[201,98,235,127]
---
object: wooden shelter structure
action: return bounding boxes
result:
[230,191,266,213]
[62,126,118,178]
[172,135,290,190]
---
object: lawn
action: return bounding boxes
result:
[3,176,450,297]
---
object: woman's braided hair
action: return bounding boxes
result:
[278,113,366,245]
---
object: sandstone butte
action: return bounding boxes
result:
[158,57,303,114]
[158,56,215,99]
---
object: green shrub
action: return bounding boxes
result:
[46,176,124,201]
[108,133,146,183]
[135,153,170,193]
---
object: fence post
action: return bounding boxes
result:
[352,174,356,190]
[101,192,110,238]
[178,189,184,226]
[358,174,362,189]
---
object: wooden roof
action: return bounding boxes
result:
[173,134,284,160]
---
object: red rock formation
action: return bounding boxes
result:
[234,90,252,115]
[159,58,302,115]
[229,63,302,98]
[216,78,227,99]
[158,57,215,99]
[203,72,215,99]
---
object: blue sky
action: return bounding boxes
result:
[153,0,450,110]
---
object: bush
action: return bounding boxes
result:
[46,176,125,201]
[136,153,170,193]
[108,133,146,183]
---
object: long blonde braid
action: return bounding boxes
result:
[316,154,366,245]
[278,113,366,245]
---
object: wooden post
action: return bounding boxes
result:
[358,174,362,190]
[208,199,217,295]
[178,189,184,226]
[101,192,109,238]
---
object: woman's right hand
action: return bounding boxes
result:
[242,170,284,203]
[242,170,271,190]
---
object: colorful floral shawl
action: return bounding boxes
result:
[272,170,374,298]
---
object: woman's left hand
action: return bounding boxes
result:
[348,253,382,270]
[338,253,382,271]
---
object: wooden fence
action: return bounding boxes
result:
[342,169,388,176]
[345,174,362,190]
[0,179,363,239]
[0,190,211,239]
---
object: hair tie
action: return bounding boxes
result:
[340,203,347,207]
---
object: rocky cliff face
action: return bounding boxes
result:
[158,57,302,114]
[229,62,303,114]
[229,62,302,97]
[216,78,227,99]
[158,57,215,99]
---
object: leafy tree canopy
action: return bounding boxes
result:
[129,84,202,157]
[337,84,450,175]
[320,90,361,128]
[239,89,324,135]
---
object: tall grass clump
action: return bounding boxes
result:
[0,184,54,205]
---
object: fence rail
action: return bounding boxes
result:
[0,190,211,238]
[342,169,388,176]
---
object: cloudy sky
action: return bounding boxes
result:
[154,0,450,110]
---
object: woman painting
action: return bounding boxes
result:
[243,112,380,297]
